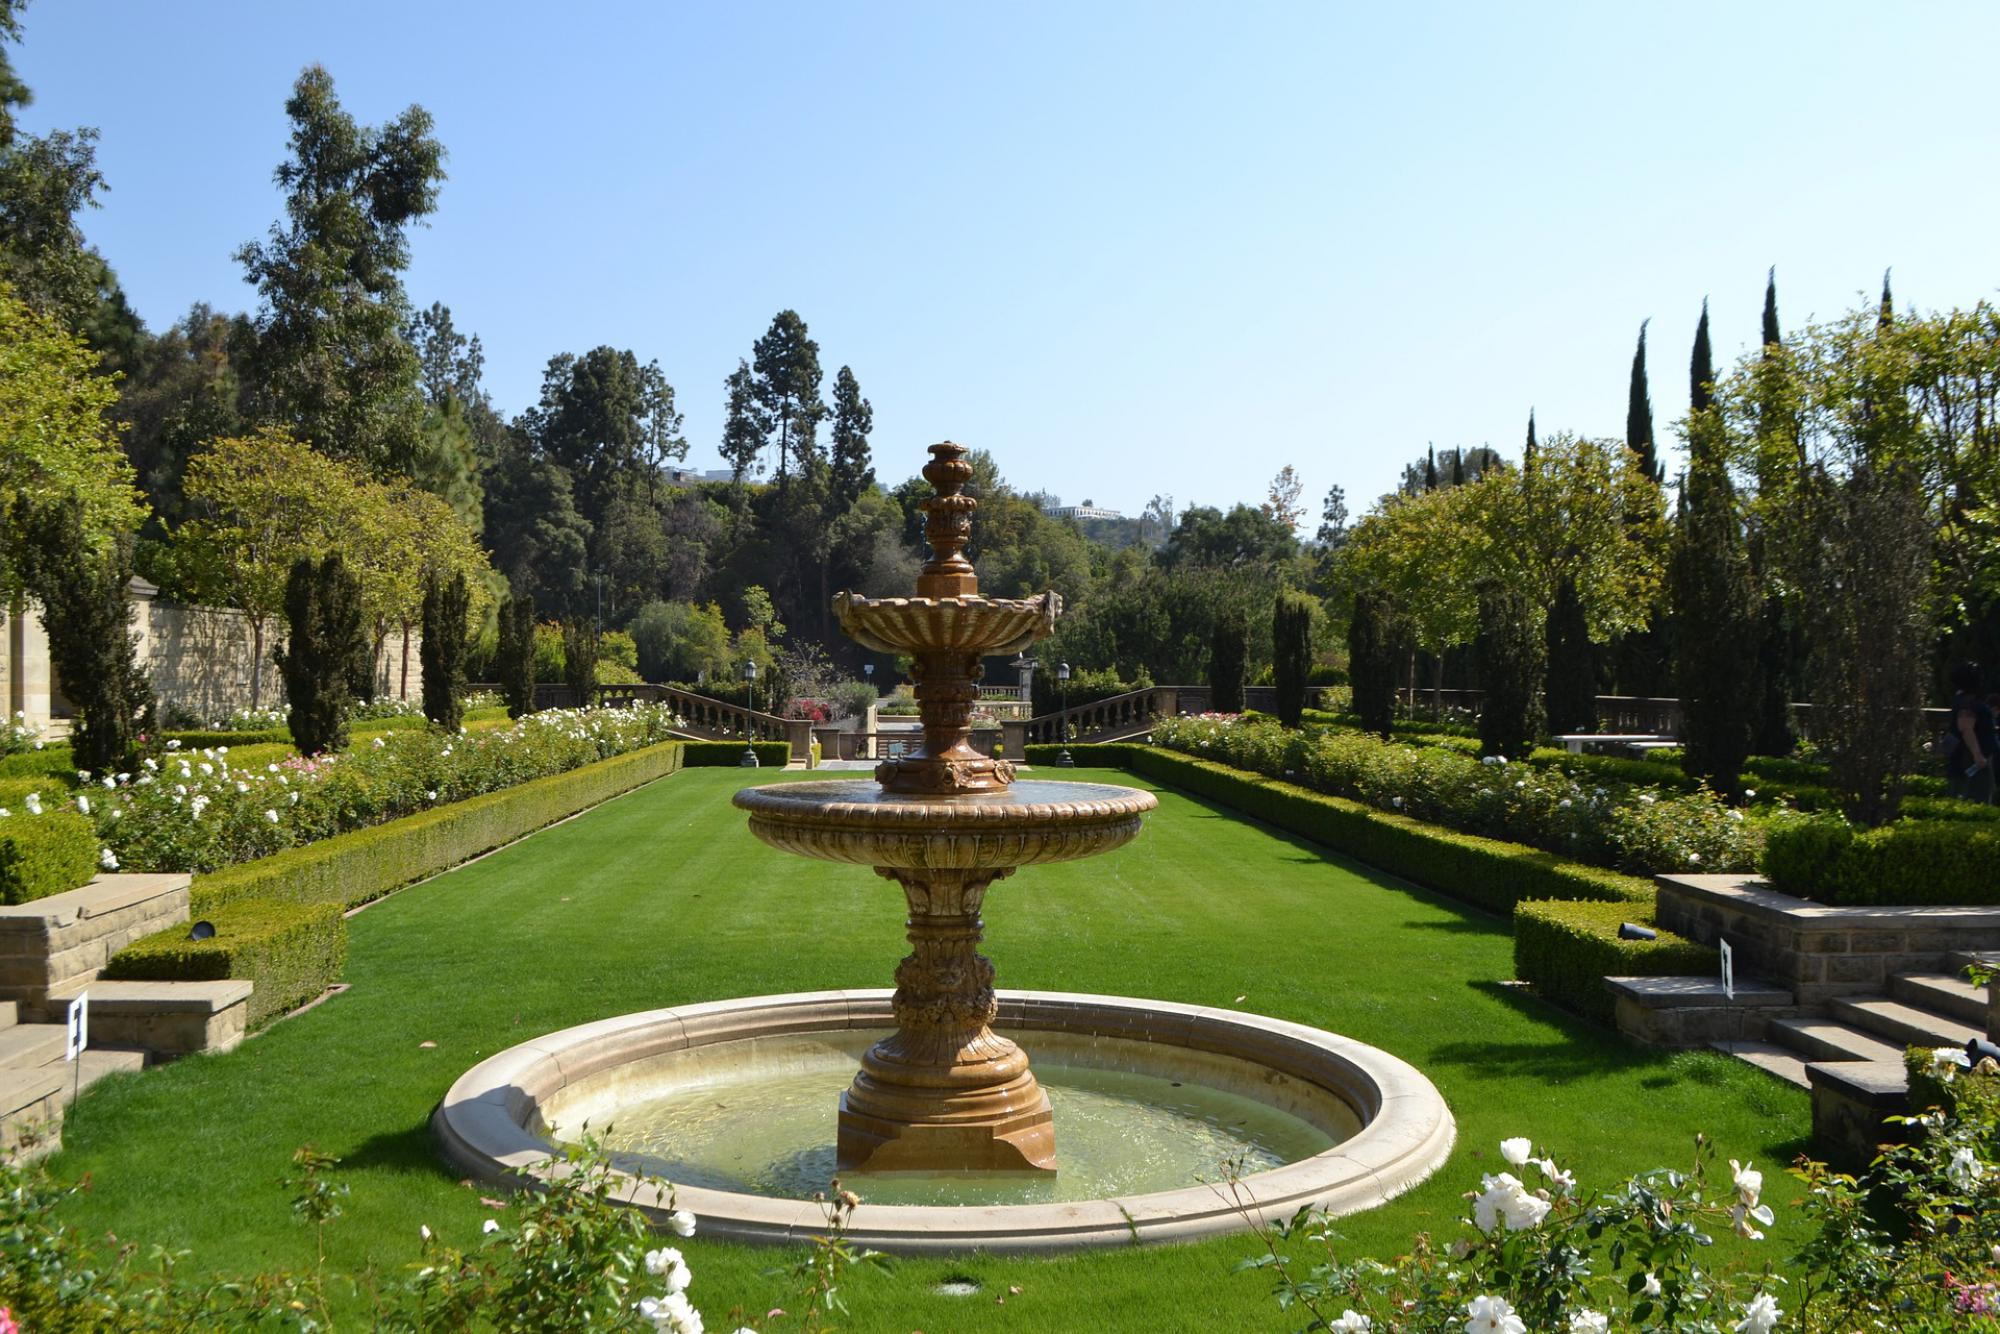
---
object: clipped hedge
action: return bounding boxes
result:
[0,749,77,781]
[1513,899,1714,1026]
[190,740,685,915]
[0,808,99,904]
[1763,816,2000,906]
[1031,743,1652,916]
[104,900,346,1029]
[682,741,790,767]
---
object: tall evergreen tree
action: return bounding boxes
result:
[719,359,767,484]
[1450,447,1466,486]
[562,615,598,704]
[1761,268,1781,350]
[1271,590,1314,728]
[1689,299,1714,417]
[1627,320,1660,483]
[273,552,366,756]
[1423,445,1438,491]
[750,310,824,483]
[1524,409,1537,469]
[1751,269,1795,755]
[1878,269,1894,329]
[497,590,536,719]
[1474,577,1544,759]
[1668,448,1760,797]
[828,365,874,508]
[1208,607,1247,714]
[1543,575,1596,734]
[1347,591,1397,740]
[420,570,470,731]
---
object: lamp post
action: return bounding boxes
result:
[739,659,760,768]
[1057,660,1074,768]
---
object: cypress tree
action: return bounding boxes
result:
[562,615,598,706]
[1668,449,1760,797]
[1474,578,1544,759]
[497,592,537,719]
[1761,268,1781,351]
[1690,299,1714,417]
[1208,608,1247,714]
[1543,575,1596,734]
[1627,320,1660,483]
[420,571,471,732]
[1878,269,1894,330]
[1423,446,1438,491]
[274,553,366,756]
[1348,591,1397,739]
[1450,448,1466,487]
[11,496,155,774]
[1524,410,1537,469]
[1751,270,1795,754]
[1271,590,1315,728]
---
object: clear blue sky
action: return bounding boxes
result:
[14,2,1998,518]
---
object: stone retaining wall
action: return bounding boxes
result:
[1656,874,2000,1004]
[0,875,192,1020]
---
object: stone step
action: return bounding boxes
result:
[0,1020,66,1069]
[1709,1040,1811,1089]
[1892,972,1989,1029]
[63,1047,146,1103]
[1768,1016,1906,1065]
[47,979,253,1059]
[1948,951,2000,977]
[0,1066,64,1157]
[1830,996,1983,1052]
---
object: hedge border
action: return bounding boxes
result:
[1512,899,1712,1025]
[1026,743,1652,915]
[0,807,99,905]
[682,740,790,767]
[104,900,347,1029]
[190,740,686,916]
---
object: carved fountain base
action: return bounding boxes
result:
[838,868,1056,1173]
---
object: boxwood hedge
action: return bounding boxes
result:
[682,740,791,767]
[1763,815,2000,905]
[104,899,346,1029]
[1512,899,1713,1026]
[0,808,99,904]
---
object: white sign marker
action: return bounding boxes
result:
[65,991,88,1061]
[1720,940,1735,1002]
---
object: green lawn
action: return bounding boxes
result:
[51,766,1809,1332]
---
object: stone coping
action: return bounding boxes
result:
[1658,874,2000,930]
[435,990,1456,1255]
[1605,976,1792,1008]
[1804,1059,1909,1108]
[47,979,252,1013]
[0,874,191,932]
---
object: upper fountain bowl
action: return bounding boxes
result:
[834,590,1061,658]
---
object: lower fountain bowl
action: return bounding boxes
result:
[435,990,1455,1254]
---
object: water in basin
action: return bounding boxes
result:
[547,1030,1358,1207]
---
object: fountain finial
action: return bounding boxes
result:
[833,441,1061,797]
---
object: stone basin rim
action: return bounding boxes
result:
[433,989,1457,1255]
[732,779,1158,825]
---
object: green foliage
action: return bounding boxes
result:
[419,571,470,731]
[751,309,825,482]
[561,616,597,699]
[496,591,535,718]
[12,494,154,773]
[1207,607,1247,713]
[631,599,732,683]
[1670,452,1759,796]
[1543,575,1596,734]
[273,552,366,755]
[1030,664,1149,716]
[1474,577,1544,759]
[1346,591,1398,739]
[104,899,345,1028]
[1763,814,2000,905]
[0,806,96,903]
[190,739,684,916]
[1271,589,1314,728]
[1513,898,1713,1025]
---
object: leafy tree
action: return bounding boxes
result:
[11,494,152,772]
[1338,483,1485,706]
[1627,320,1661,483]
[828,365,874,509]
[1262,465,1305,531]
[0,282,145,597]
[1543,575,1595,734]
[273,552,366,755]
[497,590,535,719]
[420,571,470,731]
[1398,445,1502,495]
[1347,590,1398,739]
[1668,450,1759,797]
[1271,589,1314,728]
[630,599,731,683]
[236,65,444,476]
[1208,607,1247,713]
[479,432,591,614]
[750,310,824,483]
[115,304,250,537]
[174,429,365,708]
[1474,576,1544,759]
[719,359,767,483]
[1159,503,1298,569]
[519,346,680,530]
[561,615,597,702]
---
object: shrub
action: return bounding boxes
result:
[273,553,366,756]
[1762,815,2000,906]
[104,899,346,1028]
[682,740,790,767]
[190,740,685,915]
[562,617,597,699]
[1542,576,1597,735]
[1209,609,1247,714]
[826,680,878,722]
[1513,898,1713,1025]
[0,807,99,904]
[1030,665,1149,717]
[1347,591,1398,740]
[0,747,76,781]
[420,571,471,732]
[497,592,536,719]
[1272,590,1314,728]
[1474,576,1543,759]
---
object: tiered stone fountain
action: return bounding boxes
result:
[437,442,1455,1253]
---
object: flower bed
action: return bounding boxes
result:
[1152,715,1765,876]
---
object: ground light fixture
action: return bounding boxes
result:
[739,659,760,768]
[1056,660,1074,767]
[187,920,215,941]
[1617,922,1656,941]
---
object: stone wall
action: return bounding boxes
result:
[1656,874,2000,1004]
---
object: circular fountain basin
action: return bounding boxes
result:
[436,990,1455,1253]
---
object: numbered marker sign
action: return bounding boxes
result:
[65,991,87,1061]
[1720,940,1735,1002]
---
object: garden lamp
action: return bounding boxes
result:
[739,659,760,768]
[1057,661,1074,768]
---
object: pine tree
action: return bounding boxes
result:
[1543,575,1596,734]
[1668,449,1759,797]
[719,359,768,484]
[1627,321,1660,483]
[828,365,874,508]
[273,553,366,755]
[750,310,825,483]
[1271,590,1315,728]
[1474,578,1544,759]
[1690,299,1714,417]
[420,571,470,731]
[1347,591,1397,740]
[11,496,154,773]
[1208,608,1247,714]
[497,591,536,719]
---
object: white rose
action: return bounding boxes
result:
[1499,1137,1532,1167]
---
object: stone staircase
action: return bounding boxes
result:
[0,875,254,1157]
